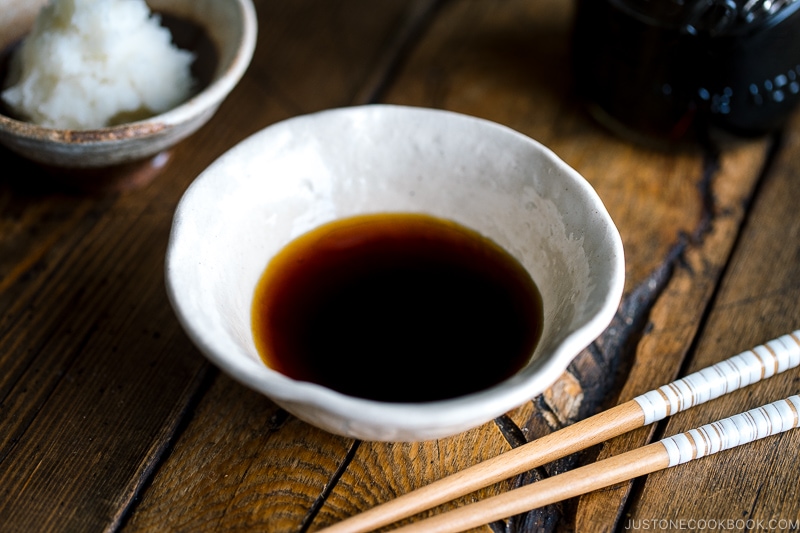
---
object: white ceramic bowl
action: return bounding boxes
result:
[166,105,625,442]
[0,0,256,182]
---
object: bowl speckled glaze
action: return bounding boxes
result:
[0,0,256,187]
[166,105,625,442]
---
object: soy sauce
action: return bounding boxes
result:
[251,213,544,403]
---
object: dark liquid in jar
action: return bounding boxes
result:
[251,213,544,403]
[571,0,800,143]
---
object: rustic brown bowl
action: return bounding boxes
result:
[0,0,256,189]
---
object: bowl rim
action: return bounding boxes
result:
[0,0,258,144]
[165,104,626,438]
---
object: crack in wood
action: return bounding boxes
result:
[113,363,218,532]
[301,440,362,533]
[488,520,507,533]
[267,407,292,432]
[500,146,728,531]
[0,319,102,466]
[354,0,448,106]
[506,259,682,533]
[494,413,529,449]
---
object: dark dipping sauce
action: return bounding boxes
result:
[251,213,544,403]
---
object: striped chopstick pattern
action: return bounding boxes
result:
[635,332,800,424]
[662,395,800,466]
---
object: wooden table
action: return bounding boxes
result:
[2,1,799,531]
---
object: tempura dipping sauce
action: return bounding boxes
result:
[251,213,544,403]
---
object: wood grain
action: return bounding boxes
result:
[120,1,450,532]
[623,112,800,530]
[388,396,800,533]
[0,0,428,531]
[373,0,774,530]
[1,0,796,531]
[313,426,520,531]
[122,372,355,532]
[315,402,645,533]
[573,139,770,530]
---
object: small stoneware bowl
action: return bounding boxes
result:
[0,0,256,189]
[166,105,625,442]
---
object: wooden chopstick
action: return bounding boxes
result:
[318,331,800,533]
[389,395,800,533]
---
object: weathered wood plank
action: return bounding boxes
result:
[118,1,449,532]
[573,138,770,531]
[320,0,772,531]
[0,176,211,530]
[310,426,519,532]
[0,0,430,531]
[121,372,355,532]
[623,113,800,530]
[1,0,786,531]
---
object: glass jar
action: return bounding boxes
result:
[571,0,800,144]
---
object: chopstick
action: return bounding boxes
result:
[319,331,800,533]
[389,395,800,533]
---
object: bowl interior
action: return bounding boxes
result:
[0,1,48,49]
[167,105,624,439]
[148,0,239,87]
